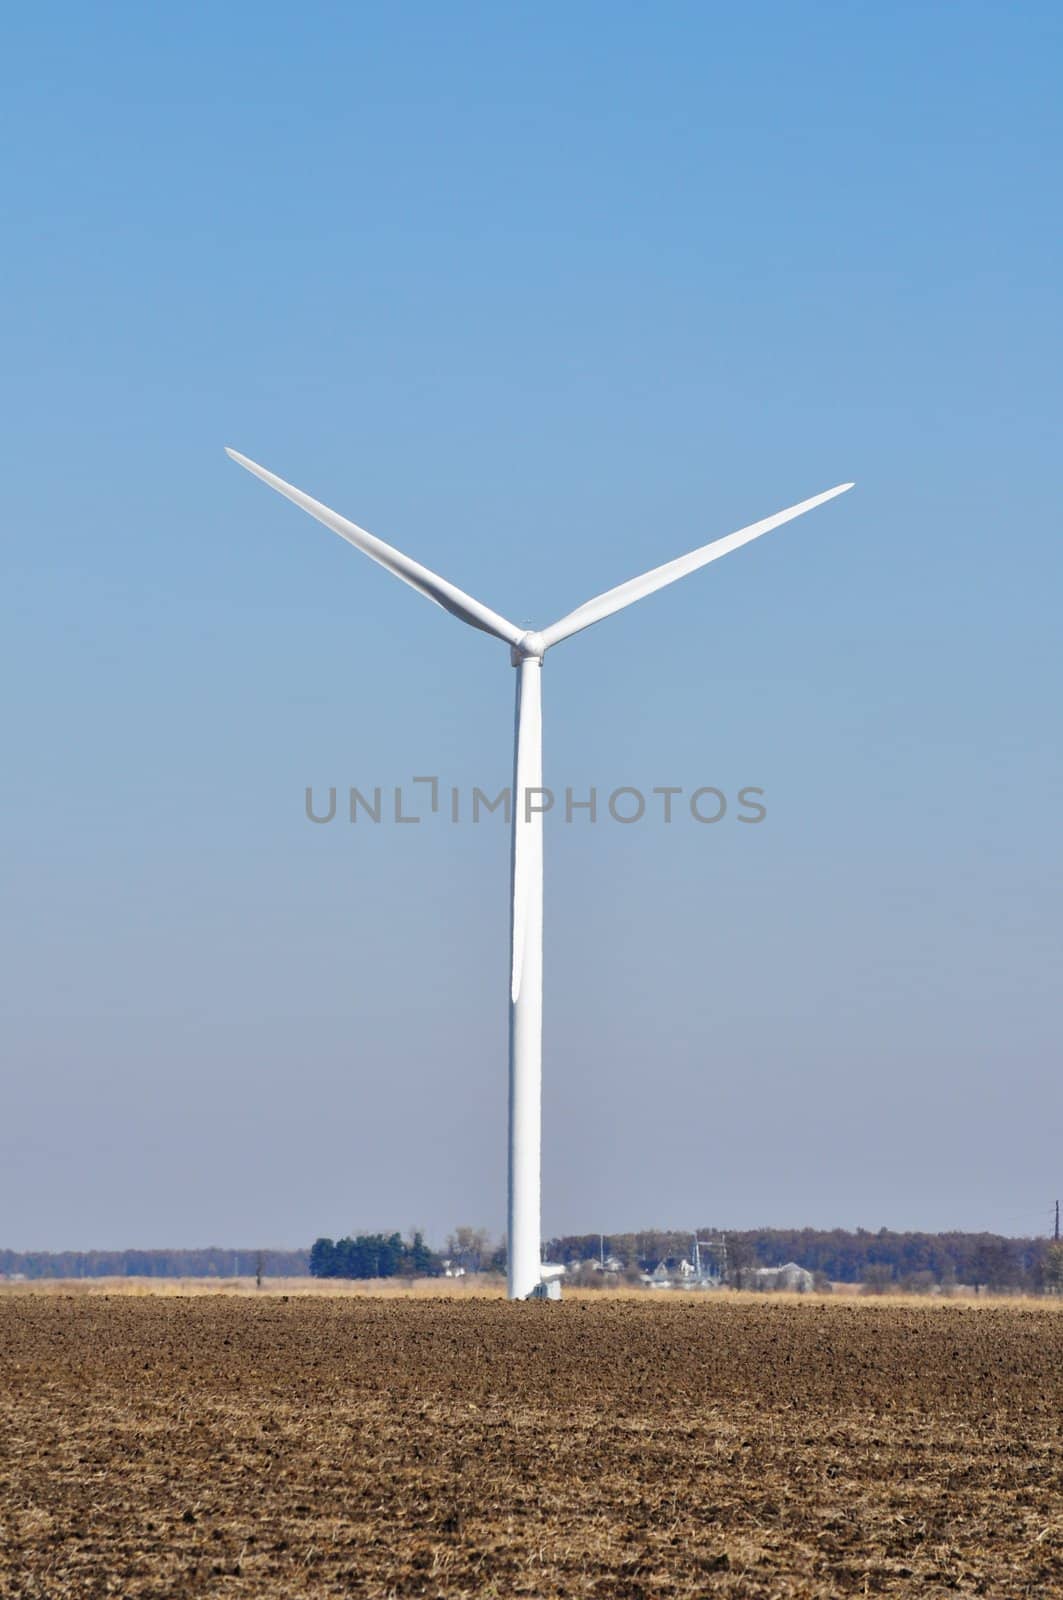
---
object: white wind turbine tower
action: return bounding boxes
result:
[226,448,852,1299]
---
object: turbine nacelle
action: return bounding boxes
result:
[512,630,547,665]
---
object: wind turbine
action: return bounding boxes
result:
[226,447,852,1298]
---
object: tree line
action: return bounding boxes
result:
[0,1248,309,1280]
[5,1229,1061,1291]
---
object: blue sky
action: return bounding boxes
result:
[2,2,1060,1249]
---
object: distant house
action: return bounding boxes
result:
[565,1257,604,1277]
[751,1261,815,1293]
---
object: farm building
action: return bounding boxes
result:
[751,1262,815,1293]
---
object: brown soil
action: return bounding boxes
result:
[2,1296,1061,1597]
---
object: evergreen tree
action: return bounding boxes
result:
[408,1232,435,1275]
[309,1238,337,1278]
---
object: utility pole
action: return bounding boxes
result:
[1055,1199,1059,1242]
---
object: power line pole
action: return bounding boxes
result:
[1055,1199,1059,1242]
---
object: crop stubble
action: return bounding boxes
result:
[1,1296,1062,1597]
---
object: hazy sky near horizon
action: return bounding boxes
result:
[3,3,1060,1251]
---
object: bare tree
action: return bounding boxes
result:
[447,1227,491,1273]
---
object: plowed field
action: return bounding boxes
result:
[2,1296,1062,1596]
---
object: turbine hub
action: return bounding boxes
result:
[512,630,546,664]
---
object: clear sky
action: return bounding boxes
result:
[3,3,1060,1251]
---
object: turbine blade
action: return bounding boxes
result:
[540,482,854,650]
[225,449,524,647]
